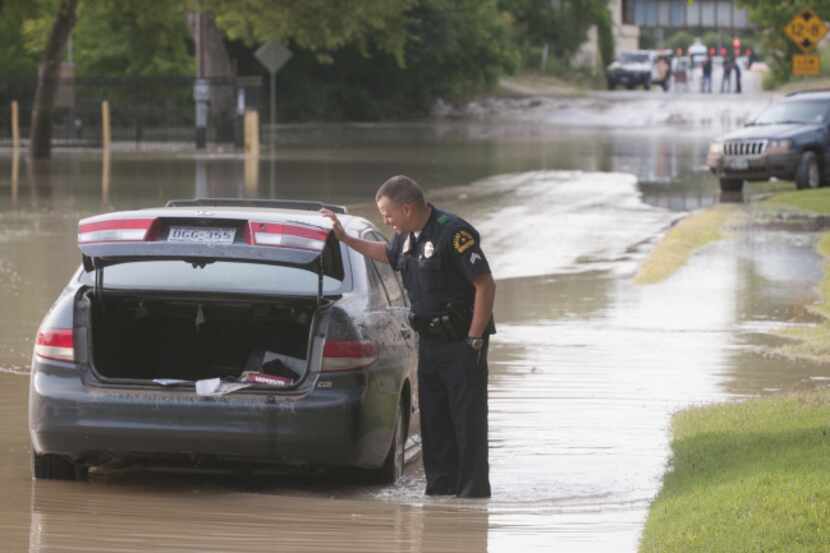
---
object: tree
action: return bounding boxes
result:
[29,0,78,159]
[737,1,830,86]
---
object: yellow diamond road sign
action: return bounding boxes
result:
[785,9,829,53]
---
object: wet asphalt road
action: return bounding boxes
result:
[2,85,829,552]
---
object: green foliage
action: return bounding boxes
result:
[738,1,830,88]
[73,1,193,76]
[666,31,695,54]
[0,0,46,74]
[204,0,415,64]
[594,4,614,67]
[500,0,611,66]
[276,0,519,120]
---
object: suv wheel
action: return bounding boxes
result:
[33,452,88,481]
[719,178,743,192]
[796,151,821,189]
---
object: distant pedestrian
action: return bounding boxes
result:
[701,54,712,93]
[733,55,742,94]
[720,57,732,93]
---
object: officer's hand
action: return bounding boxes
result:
[319,208,346,241]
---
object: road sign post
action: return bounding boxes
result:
[254,41,293,150]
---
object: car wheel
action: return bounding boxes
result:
[795,151,820,190]
[644,80,651,90]
[719,178,743,192]
[33,452,88,481]
[374,402,406,485]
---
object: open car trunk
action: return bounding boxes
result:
[87,290,318,388]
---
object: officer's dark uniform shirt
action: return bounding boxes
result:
[386,206,494,333]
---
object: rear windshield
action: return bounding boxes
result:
[79,260,347,296]
[620,53,650,63]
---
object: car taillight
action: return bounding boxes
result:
[78,218,155,243]
[249,222,328,251]
[322,340,378,372]
[35,329,74,362]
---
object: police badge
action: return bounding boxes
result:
[424,241,434,258]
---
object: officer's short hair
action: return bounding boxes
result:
[375,175,426,208]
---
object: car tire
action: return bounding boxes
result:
[795,151,821,190]
[33,452,88,481]
[719,178,743,192]
[644,79,651,90]
[373,402,406,485]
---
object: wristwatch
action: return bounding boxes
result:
[466,336,485,351]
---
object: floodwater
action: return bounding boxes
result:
[2,96,829,552]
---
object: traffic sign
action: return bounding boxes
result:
[784,9,829,53]
[255,41,293,74]
[793,53,821,76]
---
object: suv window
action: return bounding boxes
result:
[78,260,347,296]
[367,231,406,307]
[620,52,650,64]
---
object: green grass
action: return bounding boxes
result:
[640,391,830,553]
[634,205,741,285]
[764,187,830,215]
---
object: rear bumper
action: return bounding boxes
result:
[29,361,382,469]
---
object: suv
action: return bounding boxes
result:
[607,50,655,90]
[707,90,830,192]
[29,198,419,483]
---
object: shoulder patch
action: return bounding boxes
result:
[452,229,475,254]
[437,214,450,224]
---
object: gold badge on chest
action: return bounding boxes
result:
[423,241,434,258]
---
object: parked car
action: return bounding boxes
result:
[29,198,419,483]
[706,90,830,192]
[607,50,655,90]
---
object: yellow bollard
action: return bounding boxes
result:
[11,101,19,149]
[101,100,111,150]
[244,110,260,157]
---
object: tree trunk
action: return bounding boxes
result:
[29,0,78,160]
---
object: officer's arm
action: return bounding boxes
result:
[320,209,390,263]
[469,272,496,338]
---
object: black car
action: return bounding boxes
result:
[707,90,830,192]
[29,198,419,483]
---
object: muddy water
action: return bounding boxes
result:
[1,121,828,552]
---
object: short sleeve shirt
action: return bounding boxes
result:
[385,206,492,326]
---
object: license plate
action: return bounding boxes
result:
[727,158,749,170]
[168,226,236,244]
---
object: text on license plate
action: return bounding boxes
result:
[727,158,749,170]
[168,226,236,244]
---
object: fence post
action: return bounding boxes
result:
[101,100,111,150]
[11,101,20,149]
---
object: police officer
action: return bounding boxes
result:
[321,175,495,498]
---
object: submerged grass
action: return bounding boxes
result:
[639,390,830,553]
[634,205,740,285]
[773,233,830,363]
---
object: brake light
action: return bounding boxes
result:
[249,222,328,251]
[35,329,74,362]
[78,218,155,243]
[322,340,378,372]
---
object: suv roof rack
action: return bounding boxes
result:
[785,88,830,97]
[165,198,348,214]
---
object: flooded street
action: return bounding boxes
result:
[2,94,829,552]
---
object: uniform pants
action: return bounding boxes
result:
[417,337,491,498]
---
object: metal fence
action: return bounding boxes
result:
[0,76,262,148]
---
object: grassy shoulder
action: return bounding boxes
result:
[639,390,830,553]
[763,187,830,214]
[634,205,741,285]
[495,70,593,98]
